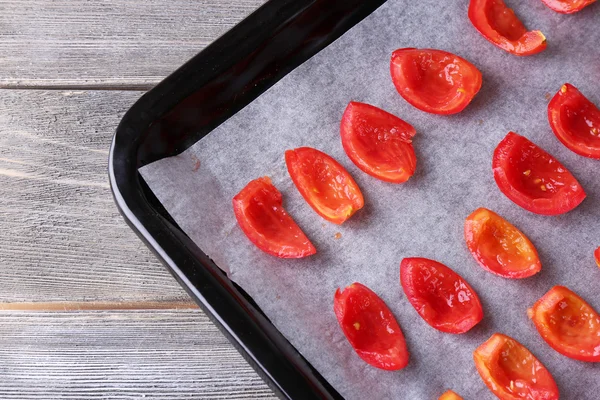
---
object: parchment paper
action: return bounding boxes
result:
[139,1,600,398]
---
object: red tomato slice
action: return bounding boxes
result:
[400,258,483,334]
[464,208,541,279]
[474,333,560,400]
[493,131,586,215]
[390,48,482,115]
[528,286,600,362]
[285,147,364,225]
[548,83,600,159]
[232,177,316,258]
[595,247,600,268]
[334,282,409,371]
[541,0,596,13]
[469,0,547,56]
[439,390,463,400]
[340,102,417,183]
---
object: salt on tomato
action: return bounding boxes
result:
[400,258,483,334]
[465,208,541,279]
[549,83,600,159]
[334,282,409,371]
[285,147,364,225]
[390,48,482,115]
[469,0,547,56]
[474,333,559,400]
[492,132,586,215]
[541,0,596,13]
[438,390,463,400]
[340,102,417,183]
[528,286,600,362]
[232,177,316,258]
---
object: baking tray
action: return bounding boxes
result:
[108,1,387,398]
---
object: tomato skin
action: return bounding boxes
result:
[439,390,463,400]
[390,48,482,115]
[469,0,547,56]
[595,247,600,268]
[528,286,600,362]
[232,177,316,258]
[548,83,600,159]
[464,208,541,279]
[334,282,409,371]
[400,258,483,334]
[492,132,586,215]
[340,102,417,183]
[474,333,559,400]
[541,0,596,13]
[285,147,364,225]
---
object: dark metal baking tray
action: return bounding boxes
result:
[109,1,387,398]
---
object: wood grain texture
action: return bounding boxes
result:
[0,0,267,88]
[0,89,190,302]
[0,309,277,399]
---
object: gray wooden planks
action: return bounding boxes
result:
[0,89,189,302]
[0,0,266,88]
[0,309,276,399]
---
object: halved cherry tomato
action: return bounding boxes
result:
[493,131,586,215]
[528,286,600,362]
[469,0,547,56]
[400,258,483,334]
[474,333,559,400]
[390,48,482,115]
[548,83,600,159]
[340,102,417,183]
[464,208,541,279]
[232,177,316,258]
[541,0,596,13]
[595,247,600,268]
[285,147,364,225]
[439,390,463,400]
[334,282,409,370]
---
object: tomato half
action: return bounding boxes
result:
[548,83,600,159]
[464,208,541,279]
[390,48,482,115]
[469,0,547,56]
[334,282,409,371]
[492,132,586,215]
[340,102,417,183]
[595,246,600,268]
[528,286,600,362]
[439,390,463,400]
[285,147,364,225]
[474,333,559,400]
[232,177,316,258]
[541,0,596,13]
[400,258,483,334]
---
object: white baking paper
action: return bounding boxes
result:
[139,1,600,398]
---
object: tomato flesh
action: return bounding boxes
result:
[549,83,600,159]
[390,48,482,115]
[469,0,547,56]
[340,102,417,183]
[492,131,586,215]
[474,333,559,400]
[541,0,596,13]
[334,282,409,370]
[464,208,541,279]
[439,390,463,400]
[285,147,364,225]
[595,247,600,268]
[232,177,316,258]
[400,258,483,334]
[528,286,600,362]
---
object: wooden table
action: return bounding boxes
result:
[0,1,277,398]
